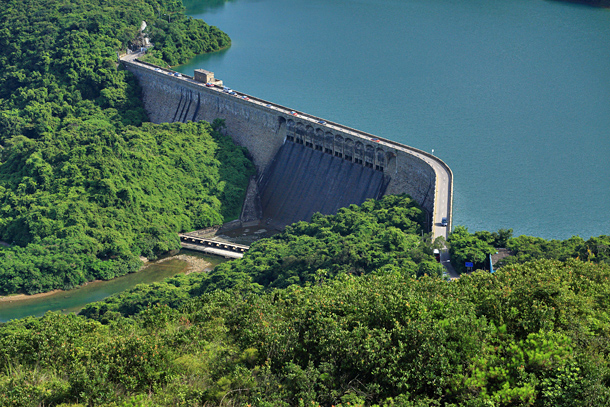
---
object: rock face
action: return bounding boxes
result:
[239,176,263,227]
[123,59,442,230]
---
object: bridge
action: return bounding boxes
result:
[121,53,453,241]
[178,234,249,259]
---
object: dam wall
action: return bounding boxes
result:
[258,141,387,229]
[122,57,452,232]
[124,60,286,171]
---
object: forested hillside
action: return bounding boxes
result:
[2,197,610,406]
[78,194,443,319]
[449,225,610,274]
[0,0,251,295]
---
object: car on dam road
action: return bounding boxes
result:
[441,217,448,227]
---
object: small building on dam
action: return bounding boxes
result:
[121,56,453,237]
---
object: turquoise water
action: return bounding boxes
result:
[178,0,610,240]
[0,251,226,322]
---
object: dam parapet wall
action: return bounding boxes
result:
[122,57,453,233]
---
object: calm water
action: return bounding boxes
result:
[179,0,610,240]
[0,251,226,322]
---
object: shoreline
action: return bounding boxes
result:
[0,253,212,304]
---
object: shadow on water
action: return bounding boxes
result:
[546,0,610,8]
[182,0,238,17]
[0,251,229,323]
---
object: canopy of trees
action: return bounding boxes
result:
[78,194,443,319]
[0,0,250,295]
[449,226,610,274]
[2,214,610,405]
[3,195,610,406]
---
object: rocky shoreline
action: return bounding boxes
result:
[153,254,213,275]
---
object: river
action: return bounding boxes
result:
[0,251,226,323]
[178,0,610,240]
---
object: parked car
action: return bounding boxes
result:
[371,138,380,143]
[318,120,326,125]
[206,82,214,87]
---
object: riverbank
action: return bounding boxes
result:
[153,253,213,275]
[0,252,213,304]
[0,250,226,322]
[0,288,65,303]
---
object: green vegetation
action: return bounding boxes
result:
[79,194,443,319]
[0,0,249,295]
[139,8,230,66]
[2,197,610,405]
[449,225,610,274]
[0,120,253,294]
[204,194,444,291]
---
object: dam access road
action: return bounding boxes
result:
[121,52,455,275]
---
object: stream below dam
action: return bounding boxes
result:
[0,251,227,323]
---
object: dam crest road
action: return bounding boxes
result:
[120,52,456,276]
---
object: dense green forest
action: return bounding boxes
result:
[0,0,250,295]
[2,196,610,406]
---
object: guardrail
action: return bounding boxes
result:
[178,235,249,253]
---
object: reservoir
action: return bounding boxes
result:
[178,0,610,240]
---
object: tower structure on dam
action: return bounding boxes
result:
[121,55,453,238]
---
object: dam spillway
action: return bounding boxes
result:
[121,55,453,237]
[259,141,386,229]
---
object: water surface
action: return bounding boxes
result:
[0,251,226,322]
[179,0,610,239]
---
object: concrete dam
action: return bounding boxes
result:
[259,142,387,229]
[121,56,453,238]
